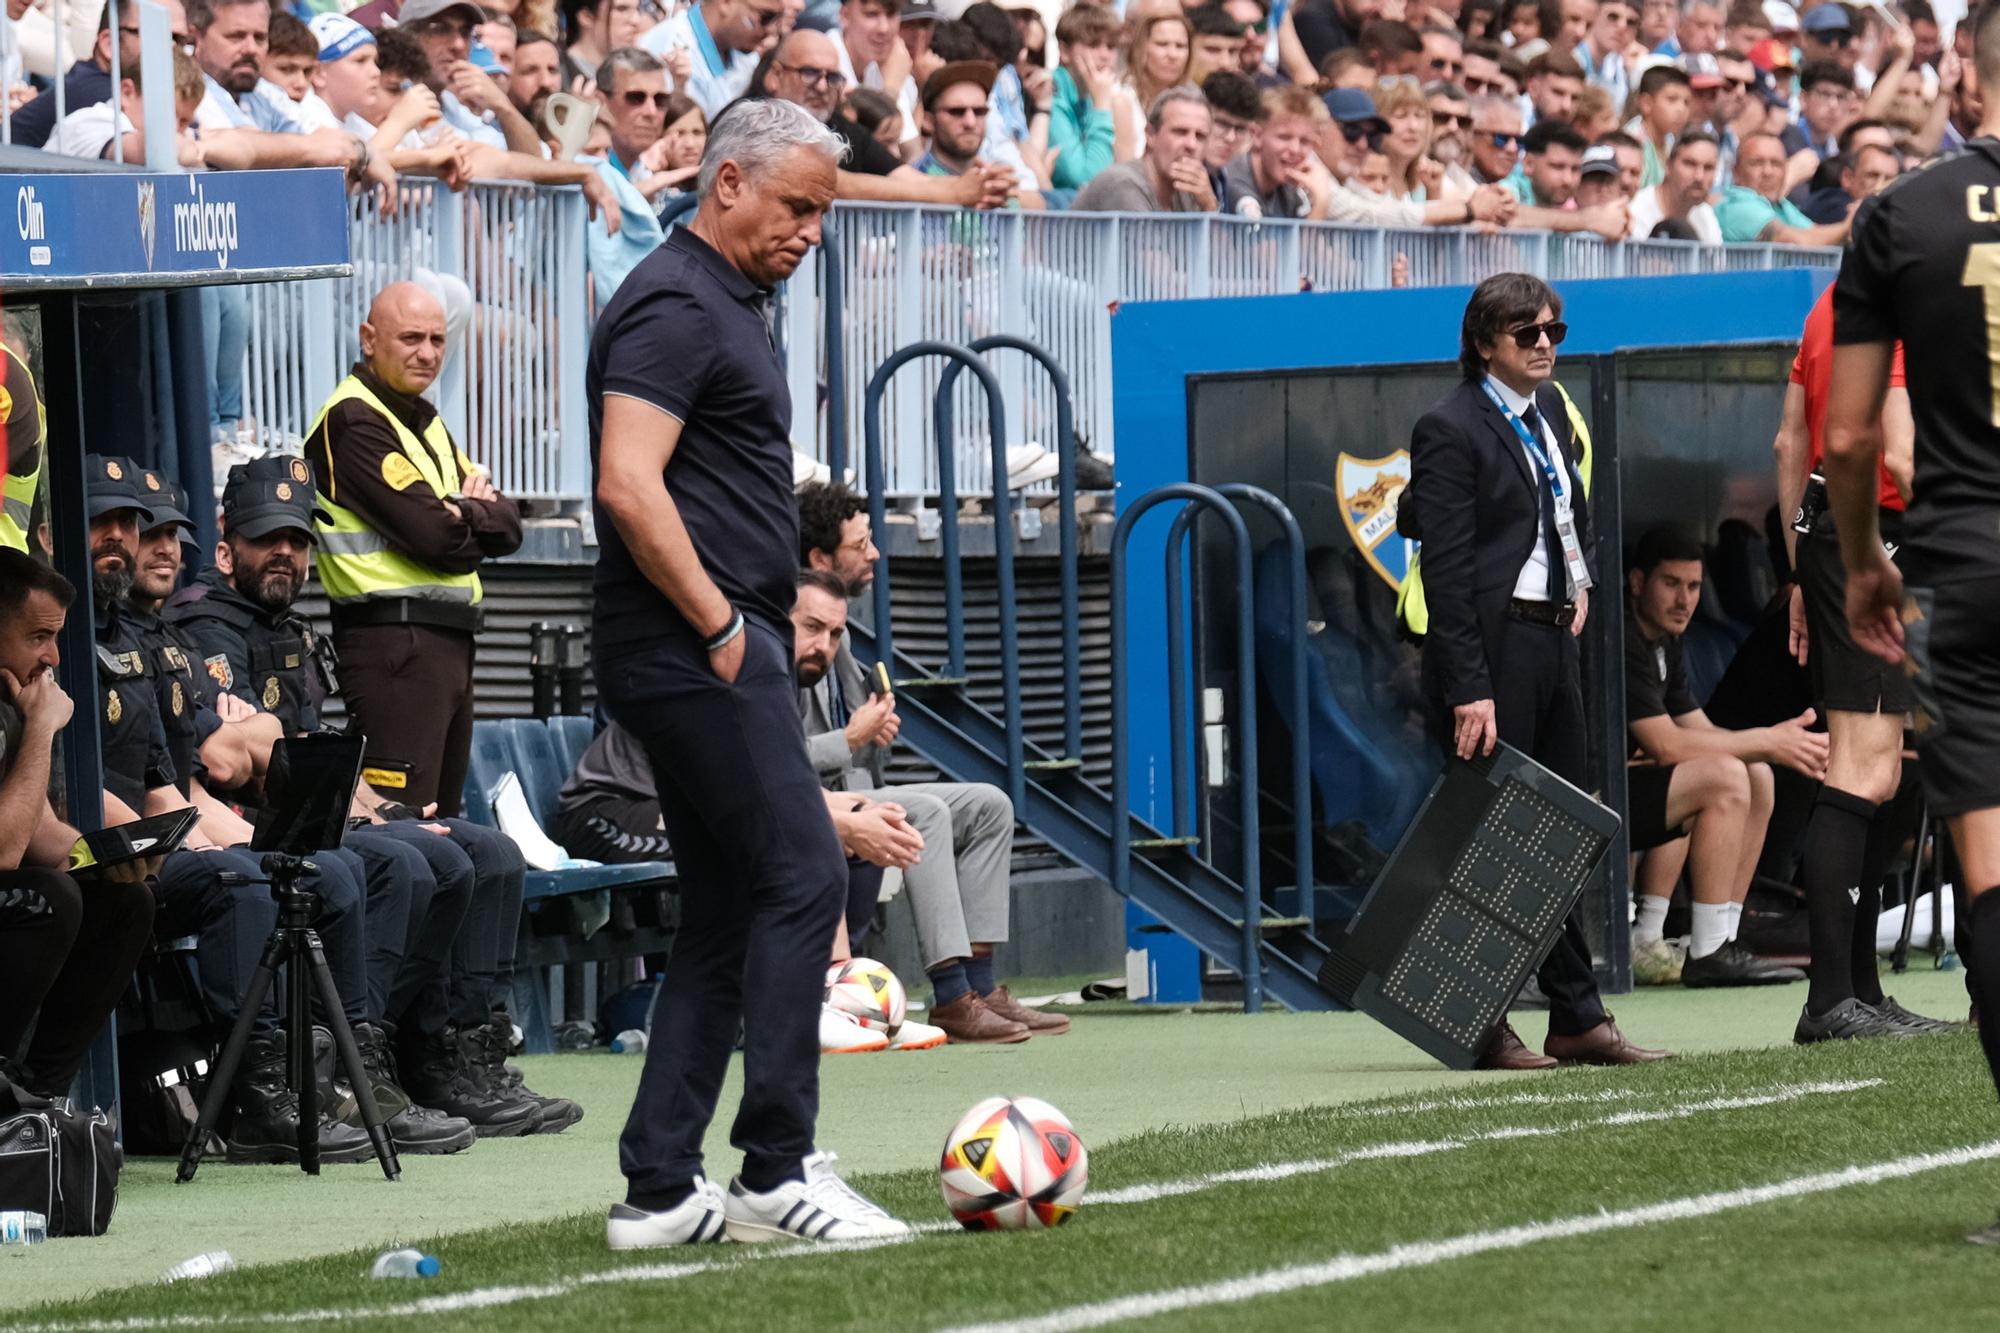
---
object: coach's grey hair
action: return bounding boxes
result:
[598,46,663,95]
[1146,84,1210,133]
[697,98,849,198]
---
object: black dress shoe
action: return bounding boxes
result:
[1681,942,1805,988]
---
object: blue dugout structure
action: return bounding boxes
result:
[1111,268,1834,1001]
[0,161,351,1107]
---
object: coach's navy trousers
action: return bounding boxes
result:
[601,617,847,1207]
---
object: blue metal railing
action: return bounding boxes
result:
[1162,484,1314,923]
[862,341,1026,809]
[1112,484,1264,1013]
[932,335,1083,763]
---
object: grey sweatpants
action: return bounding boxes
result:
[853,781,1014,968]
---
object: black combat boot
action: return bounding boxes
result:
[224,1032,372,1165]
[397,1025,541,1137]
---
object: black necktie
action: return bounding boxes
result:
[1520,402,1566,603]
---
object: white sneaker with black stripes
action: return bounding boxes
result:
[723,1150,911,1244]
[605,1177,729,1249]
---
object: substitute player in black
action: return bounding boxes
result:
[1826,0,2000,1246]
[590,99,908,1250]
[1400,272,1669,1070]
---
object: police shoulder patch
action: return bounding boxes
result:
[204,654,234,692]
[382,454,424,492]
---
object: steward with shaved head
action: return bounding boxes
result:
[304,280,523,815]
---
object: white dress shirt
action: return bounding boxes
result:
[1484,373,1570,603]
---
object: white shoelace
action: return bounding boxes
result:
[802,1152,890,1220]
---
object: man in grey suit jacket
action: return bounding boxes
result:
[792,501,1072,1044]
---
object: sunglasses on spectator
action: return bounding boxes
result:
[1819,30,1853,46]
[1432,110,1472,129]
[1249,18,1269,33]
[1337,120,1373,142]
[779,62,848,89]
[1428,57,1463,75]
[1462,74,1502,94]
[1722,76,1752,90]
[1377,74,1419,91]
[1487,130,1520,147]
[1508,320,1568,348]
[621,90,673,108]
[933,103,988,119]
[410,16,472,37]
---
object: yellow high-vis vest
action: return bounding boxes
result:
[308,375,481,610]
[0,344,47,554]
[1396,381,1595,637]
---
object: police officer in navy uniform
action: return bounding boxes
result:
[83,454,377,1163]
[166,458,573,1138]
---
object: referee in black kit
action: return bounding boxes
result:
[1826,0,2000,1246]
[587,98,909,1251]
[1400,273,1669,1072]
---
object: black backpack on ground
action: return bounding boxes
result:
[0,1075,121,1237]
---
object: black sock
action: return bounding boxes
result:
[628,1182,697,1212]
[1964,890,2000,1104]
[1803,788,1877,1015]
[1850,818,1896,1007]
[738,1157,807,1194]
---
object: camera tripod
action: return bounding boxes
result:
[175,854,400,1183]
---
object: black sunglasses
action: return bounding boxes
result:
[620,90,672,108]
[1488,130,1520,147]
[1508,320,1568,348]
[1337,120,1373,142]
[1432,110,1472,129]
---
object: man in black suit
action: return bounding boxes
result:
[1399,271,1670,1071]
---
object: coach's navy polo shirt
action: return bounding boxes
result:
[586,226,798,660]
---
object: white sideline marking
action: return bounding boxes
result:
[1349,1086,1657,1117]
[939,1137,2000,1333]
[1088,1080,1880,1206]
[5,1079,1881,1333]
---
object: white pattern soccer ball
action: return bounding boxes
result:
[825,957,906,1034]
[939,1095,1089,1231]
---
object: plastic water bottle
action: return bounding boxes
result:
[161,1251,235,1282]
[370,1248,441,1279]
[610,1028,648,1054]
[0,1211,46,1247]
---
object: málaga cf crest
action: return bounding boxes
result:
[1336,451,1413,591]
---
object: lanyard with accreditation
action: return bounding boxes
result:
[1480,380,1593,599]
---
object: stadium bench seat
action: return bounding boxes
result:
[547,713,596,782]
[462,717,678,1051]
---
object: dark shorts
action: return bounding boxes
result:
[1799,518,1915,715]
[1907,575,2000,817]
[1624,763,1684,851]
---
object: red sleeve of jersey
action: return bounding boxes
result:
[1890,341,1907,388]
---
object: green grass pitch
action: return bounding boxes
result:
[8,970,2000,1332]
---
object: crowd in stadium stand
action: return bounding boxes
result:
[6,0,1974,238]
[0,0,1969,450]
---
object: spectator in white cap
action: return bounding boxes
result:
[1756,0,1797,42]
[399,0,543,152]
[1573,141,1627,205]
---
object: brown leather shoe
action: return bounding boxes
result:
[1544,1016,1671,1065]
[982,985,1071,1035]
[1476,1021,1557,1070]
[928,993,1030,1044]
